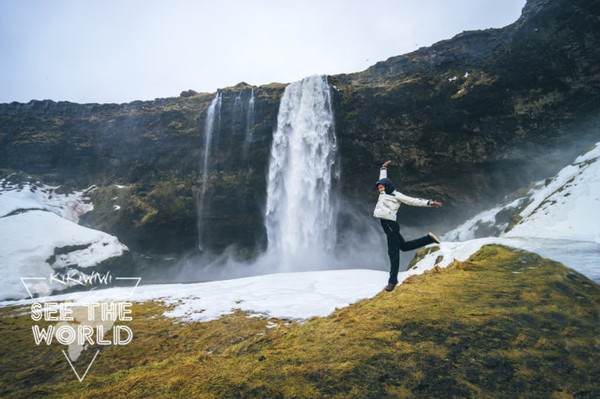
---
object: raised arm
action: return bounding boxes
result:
[379,160,391,179]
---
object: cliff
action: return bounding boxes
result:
[330,0,600,216]
[1,0,599,257]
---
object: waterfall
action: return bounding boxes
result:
[232,91,243,136]
[265,75,339,270]
[244,89,256,150]
[198,92,222,252]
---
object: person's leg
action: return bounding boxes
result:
[398,233,435,252]
[380,219,401,285]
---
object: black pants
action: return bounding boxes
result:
[380,219,434,284]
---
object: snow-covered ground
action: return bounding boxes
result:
[3,269,388,323]
[443,142,600,244]
[0,178,128,300]
[1,142,598,323]
[442,142,600,282]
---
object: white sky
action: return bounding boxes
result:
[0,0,526,104]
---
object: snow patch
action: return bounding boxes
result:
[2,269,388,323]
[0,177,128,301]
[0,211,127,300]
[0,178,94,223]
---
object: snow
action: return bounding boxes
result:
[0,210,128,300]
[504,143,600,242]
[2,269,388,323]
[0,178,128,301]
[0,178,94,223]
[443,142,600,282]
[443,196,530,242]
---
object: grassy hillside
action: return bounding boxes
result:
[1,245,599,398]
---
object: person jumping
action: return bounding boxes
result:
[374,160,443,291]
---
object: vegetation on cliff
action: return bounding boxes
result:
[2,245,598,398]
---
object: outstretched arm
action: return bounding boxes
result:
[380,160,443,208]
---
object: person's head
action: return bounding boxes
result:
[375,178,396,195]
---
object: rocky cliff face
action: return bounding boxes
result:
[330,0,600,220]
[1,0,599,259]
[0,83,286,256]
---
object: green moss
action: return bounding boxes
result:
[81,178,198,255]
[506,214,524,232]
[407,245,440,270]
[12,129,64,146]
[2,245,599,397]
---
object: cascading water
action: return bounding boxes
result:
[265,75,340,270]
[197,92,222,252]
[244,89,255,151]
[232,91,242,135]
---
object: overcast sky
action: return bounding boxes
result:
[0,0,526,104]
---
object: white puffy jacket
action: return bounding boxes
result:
[373,168,431,221]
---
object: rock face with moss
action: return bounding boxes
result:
[0,83,286,256]
[1,0,599,257]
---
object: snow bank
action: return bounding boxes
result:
[505,143,600,242]
[444,142,600,244]
[0,178,127,301]
[440,142,600,282]
[443,196,532,242]
[406,238,499,273]
[4,233,591,323]
[0,210,127,300]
